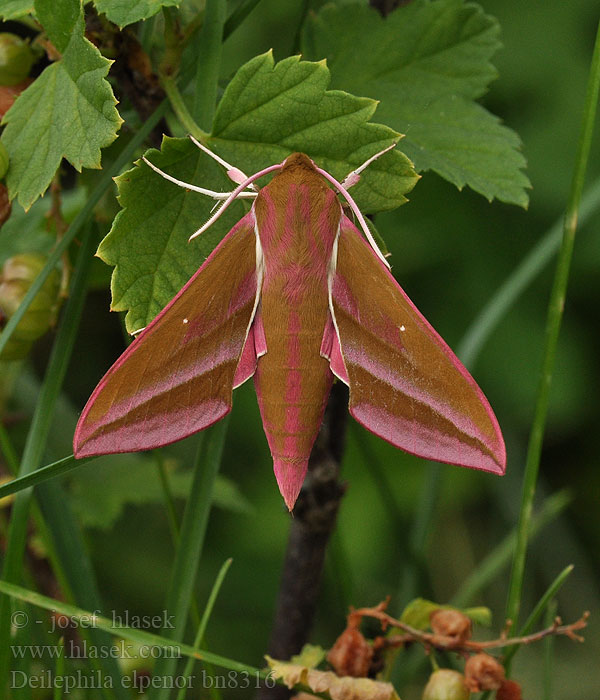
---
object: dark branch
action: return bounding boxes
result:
[259,382,349,700]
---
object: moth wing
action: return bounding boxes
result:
[74,211,260,457]
[330,216,505,474]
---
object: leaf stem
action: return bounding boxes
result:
[161,74,206,138]
[505,20,600,627]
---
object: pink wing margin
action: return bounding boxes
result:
[74,211,261,457]
[326,215,506,474]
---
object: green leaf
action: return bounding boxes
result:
[93,0,181,28]
[102,53,417,331]
[0,0,33,20]
[99,136,247,332]
[302,0,530,206]
[34,0,82,54]
[211,51,418,214]
[1,9,122,210]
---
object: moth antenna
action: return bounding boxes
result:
[341,143,398,189]
[142,157,257,200]
[189,163,284,240]
[314,166,391,269]
[188,136,258,191]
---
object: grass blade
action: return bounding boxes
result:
[505,21,600,626]
[0,580,266,677]
[0,454,94,500]
[451,491,571,607]
[457,177,600,367]
[0,225,127,697]
[504,565,574,670]
[148,418,230,700]
[176,558,233,700]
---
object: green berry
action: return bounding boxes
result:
[0,34,35,86]
[0,254,61,359]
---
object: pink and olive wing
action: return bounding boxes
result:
[74,212,260,457]
[330,216,505,474]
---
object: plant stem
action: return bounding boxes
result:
[505,20,600,627]
[161,74,206,138]
[193,0,226,129]
[260,382,349,700]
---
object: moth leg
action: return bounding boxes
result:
[341,143,398,189]
[188,135,258,191]
[142,157,257,200]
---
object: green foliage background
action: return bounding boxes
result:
[0,1,598,699]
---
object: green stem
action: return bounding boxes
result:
[0,102,168,359]
[193,0,227,129]
[505,20,600,627]
[148,418,229,700]
[161,74,206,138]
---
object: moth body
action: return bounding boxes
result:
[74,148,506,511]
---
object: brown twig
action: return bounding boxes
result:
[353,604,589,655]
[259,382,349,700]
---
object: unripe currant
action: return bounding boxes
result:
[0,254,61,360]
[0,34,35,86]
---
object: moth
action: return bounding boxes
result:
[74,140,505,510]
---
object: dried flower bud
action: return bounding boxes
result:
[0,34,35,86]
[0,184,11,230]
[464,653,505,692]
[0,254,61,360]
[327,624,373,677]
[430,609,472,643]
[496,679,523,700]
[422,669,469,700]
